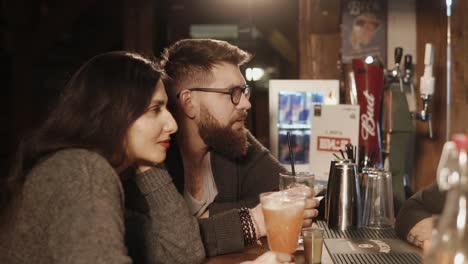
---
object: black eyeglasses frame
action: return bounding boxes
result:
[176,84,250,105]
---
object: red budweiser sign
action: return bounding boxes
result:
[352,58,384,164]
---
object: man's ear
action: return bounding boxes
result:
[178,90,197,119]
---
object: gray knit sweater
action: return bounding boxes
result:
[0,149,205,264]
[166,132,286,256]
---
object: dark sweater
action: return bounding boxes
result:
[395,182,446,240]
[0,149,205,264]
[166,132,287,256]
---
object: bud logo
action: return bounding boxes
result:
[317,136,351,152]
[361,90,376,140]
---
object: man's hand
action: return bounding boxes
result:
[284,186,320,227]
[407,217,434,248]
[252,187,320,238]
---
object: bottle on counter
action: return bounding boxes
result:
[424,134,468,263]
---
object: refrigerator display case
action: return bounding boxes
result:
[269,80,340,172]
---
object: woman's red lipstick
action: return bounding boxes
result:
[159,140,170,149]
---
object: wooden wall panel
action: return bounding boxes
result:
[123,0,155,55]
[298,0,341,80]
[297,0,467,191]
[414,0,468,190]
[451,0,468,135]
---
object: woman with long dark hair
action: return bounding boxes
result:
[0,51,205,264]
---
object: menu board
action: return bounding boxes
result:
[309,105,360,181]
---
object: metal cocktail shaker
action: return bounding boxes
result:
[326,163,362,230]
[325,159,350,221]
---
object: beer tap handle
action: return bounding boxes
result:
[429,120,434,139]
[394,47,404,92]
[403,54,417,112]
[404,55,412,72]
[394,47,403,67]
[403,55,413,83]
[416,43,435,139]
[421,43,435,98]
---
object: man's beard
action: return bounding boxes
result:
[198,105,250,159]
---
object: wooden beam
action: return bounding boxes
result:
[298,0,341,79]
[123,0,155,55]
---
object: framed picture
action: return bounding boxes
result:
[342,0,387,64]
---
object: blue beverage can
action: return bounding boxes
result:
[291,92,305,124]
[278,93,292,124]
[278,130,289,163]
[303,130,311,163]
[292,130,306,164]
[311,92,324,104]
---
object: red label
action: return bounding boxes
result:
[317,136,352,152]
[352,58,384,163]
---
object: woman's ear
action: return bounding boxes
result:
[178,90,197,119]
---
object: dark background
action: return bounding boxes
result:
[1,0,467,191]
[0,0,300,174]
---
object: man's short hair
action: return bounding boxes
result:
[160,39,252,100]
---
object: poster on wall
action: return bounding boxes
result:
[341,0,387,64]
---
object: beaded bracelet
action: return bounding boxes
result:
[249,209,262,245]
[238,207,259,246]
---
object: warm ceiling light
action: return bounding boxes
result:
[245,67,264,81]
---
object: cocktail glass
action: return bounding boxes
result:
[260,191,306,254]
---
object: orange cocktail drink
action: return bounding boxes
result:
[260,191,306,254]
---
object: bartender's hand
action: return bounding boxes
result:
[407,217,434,248]
[241,251,294,264]
[284,186,320,228]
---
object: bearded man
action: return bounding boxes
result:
[160,39,319,257]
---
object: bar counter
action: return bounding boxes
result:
[205,221,422,264]
[204,240,333,264]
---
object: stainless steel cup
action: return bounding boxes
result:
[326,163,362,230]
[325,159,351,221]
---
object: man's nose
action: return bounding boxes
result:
[236,93,251,110]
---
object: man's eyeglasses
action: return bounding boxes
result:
[176,84,251,105]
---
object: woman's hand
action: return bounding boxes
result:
[136,165,153,174]
[241,251,293,264]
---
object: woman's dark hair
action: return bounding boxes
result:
[0,51,161,212]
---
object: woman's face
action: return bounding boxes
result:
[125,79,178,167]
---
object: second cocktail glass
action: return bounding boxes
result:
[260,191,306,254]
[279,171,315,191]
[279,171,315,245]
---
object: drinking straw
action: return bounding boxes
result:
[333,153,341,160]
[339,149,346,159]
[286,131,296,176]
[353,146,357,163]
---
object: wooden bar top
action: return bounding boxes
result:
[204,238,333,264]
[204,221,422,264]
